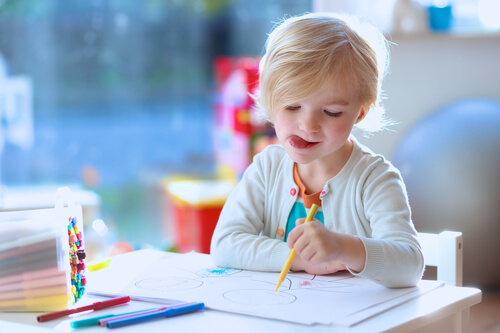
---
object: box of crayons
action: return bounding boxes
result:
[0,187,87,311]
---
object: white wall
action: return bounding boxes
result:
[355,33,500,158]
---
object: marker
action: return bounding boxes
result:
[87,258,111,272]
[70,314,116,328]
[106,302,205,328]
[70,308,159,328]
[37,296,130,322]
[98,304,188,327]
[275,204,319,291]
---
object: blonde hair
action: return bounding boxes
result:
[254,12,391,133]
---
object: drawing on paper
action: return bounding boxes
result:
[196,267,241,278]
[223,289,297,305]
[107,252,442,326]
[134,266,358,306]
[275,273,358,292]
[135,277,203,291]
[134,267,243,292]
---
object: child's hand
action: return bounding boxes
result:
[287,218,366,274]
[287,219,342,265]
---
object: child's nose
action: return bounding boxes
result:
[298,111,320,133]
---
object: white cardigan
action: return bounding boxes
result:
[210,138,424,288]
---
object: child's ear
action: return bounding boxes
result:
[355,108,366,124]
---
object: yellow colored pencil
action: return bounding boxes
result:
[275,204,319,291]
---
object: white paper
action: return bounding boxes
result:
[87,250,444,326]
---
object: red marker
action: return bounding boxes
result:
[37,296,130,322]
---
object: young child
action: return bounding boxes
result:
[210,12,424,288]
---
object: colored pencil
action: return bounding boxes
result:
[275,204,319,291]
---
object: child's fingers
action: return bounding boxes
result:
[286,223,306,249]
[290,226,317,260]
[292,236,307,257]
[293,222,338,264]
[297,243,317,262]
[295,217,306,226]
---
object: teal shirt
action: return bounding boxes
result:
[284,202,324,241]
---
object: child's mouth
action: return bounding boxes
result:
[289,135,318,149]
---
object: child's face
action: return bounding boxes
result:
[274,82,364,166]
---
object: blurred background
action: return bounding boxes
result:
[0,0,499,294]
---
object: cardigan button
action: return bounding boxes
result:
[277,228,285,237]
[290,188,297,196]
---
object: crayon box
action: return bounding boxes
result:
[0,187,87,311]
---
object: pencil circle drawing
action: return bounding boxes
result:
[135,277,203,291]
[223,289,296,305]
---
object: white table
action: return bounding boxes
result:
[0,283,481,332]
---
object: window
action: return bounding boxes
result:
[0,0,312,252]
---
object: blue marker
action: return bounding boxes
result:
[70,314,116,328]
[106,302,205,328]
[70,308,158,328]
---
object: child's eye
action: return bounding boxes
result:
[324,110,342,117]
[285,105,300,111]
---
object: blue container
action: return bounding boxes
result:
[428,5,453,31]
